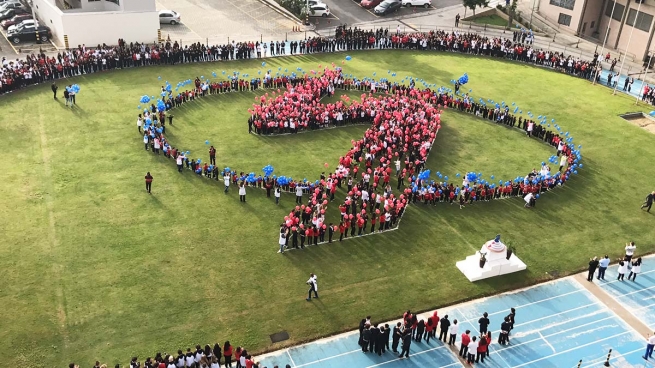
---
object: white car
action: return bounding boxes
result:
[159,10,180,25]
[7,18,33,33]
[401,0,431,7]
[309,4,330,17]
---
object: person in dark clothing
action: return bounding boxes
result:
[145,172,153,193]
[478,312,490,334]
[383,323,391,351]
[439,315,450,342]
[415,319,425,343]
[507,308,516,333]
[358,318,366,347]
[375,325,386,355]
[641,191,655,212]
[399,330,411,358]
[51,82,58,99]
[370,324,379,353]
[362,326,371,352]
[392,322,402,353]
[499,317,511,345]
[587,256,599,281]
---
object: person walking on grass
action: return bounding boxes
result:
[641,191,654,212]
[629,257,642,281]
[597,255,610,280]
[306,273,318,301]
[144,172,153,194]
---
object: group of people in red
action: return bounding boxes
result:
[274,67,442,252]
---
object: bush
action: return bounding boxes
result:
[276,0,306,18]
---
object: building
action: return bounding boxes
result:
[537,0,655,61]
[31,0,159,48]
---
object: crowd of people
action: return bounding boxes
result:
[67,341,294,368]
[587,241,644,282]
[135,62,580,253]
[358,307,516,362]
[1,24,644,95]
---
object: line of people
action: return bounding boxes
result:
[358,308,515,363]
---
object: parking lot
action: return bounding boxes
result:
[155,0,302,45]
[311,0,462,30]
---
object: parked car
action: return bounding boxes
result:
[360,0,383,8]
[401,0,431,7]
[7,18,34,33]
[158,10,180,25]
[8,25,50,44]
[308,4,330,17]
[374,0,402,14]
[1,13,30,29]
[0,7,27,21]
[0,1,24,12]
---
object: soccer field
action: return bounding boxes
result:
[1,50,653,367]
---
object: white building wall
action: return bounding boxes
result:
[32,0,159,47]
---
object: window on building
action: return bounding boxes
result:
[605,1,625,21]
[558,13,572,26]
[549,0,575,10]
[106,0,119,4]
[627,8,653,32]
[88,0,100,2]
[590,20,595,28]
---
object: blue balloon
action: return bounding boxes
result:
[345,55,352,61]
[205,140,210,145]
[262,62,266,66]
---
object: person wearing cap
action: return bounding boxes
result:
[587,256,599,281]
[641,191,654,212]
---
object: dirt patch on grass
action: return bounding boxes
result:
[621,112,655,133]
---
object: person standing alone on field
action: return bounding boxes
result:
[51,82,58,99]
[455,13,460,27]
[209,145,216,165]
[239,183,246,202]
[306,273,318,301]
[625,241,637,262]
[145,172,153,194]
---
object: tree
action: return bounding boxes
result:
[507,0,518,29]
[462,0,489,17]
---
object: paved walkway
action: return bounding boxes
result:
[257,256,655,368]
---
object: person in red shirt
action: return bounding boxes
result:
[145,172,153,194]
[338,221,346,241]
[459,330,471,357]
[223,341,233,368]
[477,334,488,363]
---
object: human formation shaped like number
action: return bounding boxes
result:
[136,64,583,252]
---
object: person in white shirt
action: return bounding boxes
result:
[617,259,627,281]
[238,183,246,202]
[625,241,637,262]
[597,255,610,280]
[628,257,642,281]
[223,173,230,193]
[306,273,318,301]
[137,115,143,133]
[448,319,459,345]
[644,333,655,359]
[559,154,567,172]
[295,183,304,204]
[467,336,478,364]
[395,159,401,174]
[275,185,281,205]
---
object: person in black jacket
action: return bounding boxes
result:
[478,312,490,334]
[415,319,425,342]
[362,325,371,352]
[499,317,511,345]
[370,324,379,353]
[392,322,402,353]
[383,323,391,351]
[439,315,451,342]
[399,330,412,358]
[358,318,366,347]
[641,191,654,212]
[587,257,599,281]
[507,307,516,334]
[51,82,58,99]
[375,325,386,355]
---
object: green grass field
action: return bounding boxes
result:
[1,50,654,367]
[471,14,509,27]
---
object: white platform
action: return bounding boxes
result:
[456,240,527,282]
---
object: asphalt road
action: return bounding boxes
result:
[312,0,462,30]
